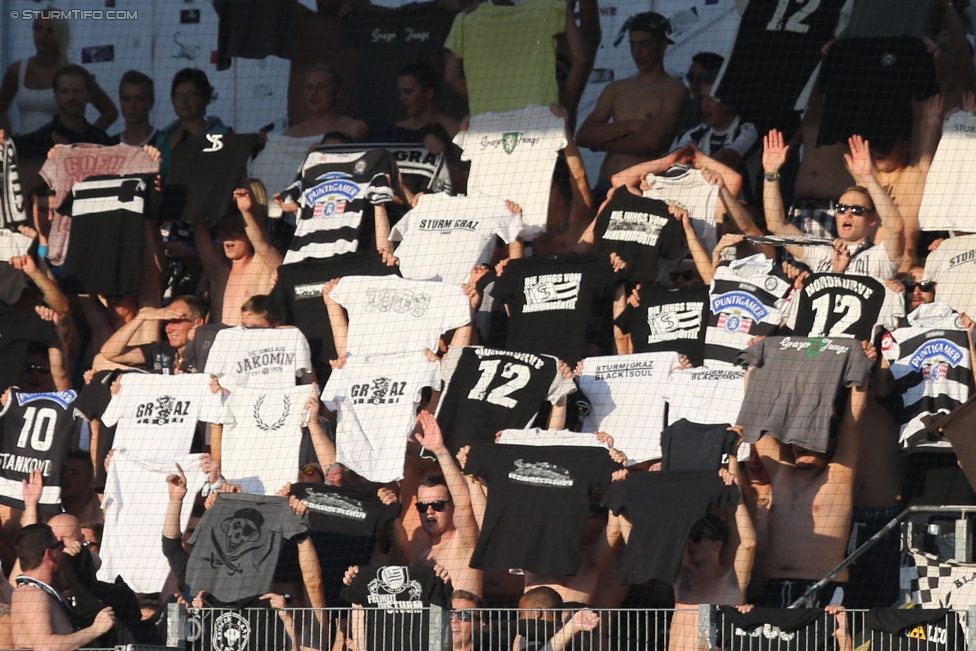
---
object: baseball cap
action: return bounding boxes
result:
[628,12,674,44]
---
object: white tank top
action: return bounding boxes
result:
[15,59,59,134]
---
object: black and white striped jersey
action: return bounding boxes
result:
[0,137,27,228]
[58,174,152,296]
[281,149,396,265]
[881,301,974,450]
[705,255,792,367]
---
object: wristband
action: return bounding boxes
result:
[763,171,781,182]
[37,245,48,259]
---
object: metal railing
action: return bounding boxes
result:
[118,605,964,651]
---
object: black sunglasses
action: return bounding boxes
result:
[670,269,698,282]
[451,610,477,622]
[416,500,451,513]
[23,363,51,375]
[835,203,874,216]
[903,280,937,292]
[47,540,65,552]
[688,531,721,544]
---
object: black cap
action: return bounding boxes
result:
[629,12,674,44]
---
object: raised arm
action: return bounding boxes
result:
[608,145,693,190]
[163,464,188,540]
[444,51,468,103]
[304,384,337,468]
[831,384,868,472]
[559,0,596,116]
[99,307,174,366]
[234,187,283,266]
[415,411,479,547]
[761,130,806,258]
[845,135,904,263]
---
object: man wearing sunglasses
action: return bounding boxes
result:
[762,130,905,281]
[412,411,482,597]
[11,523,116,651]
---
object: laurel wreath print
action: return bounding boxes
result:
[253,395,290,432]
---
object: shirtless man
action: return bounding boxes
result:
[11,523,115,651]
[575,12,688,193]
[749,384,867,607]
[283,64,367,141]
[193,186,282,325]
[790,90,943,268]
[410,411,482,596]
[670,506,755,651]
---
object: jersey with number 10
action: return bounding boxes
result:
[0,390,78,512]
[436,346,575,452]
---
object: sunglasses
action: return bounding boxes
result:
[416,500,451,513]
[903,280,937,292]
[23,363,51,375]
[47,540,65,552]
[687,531,721,544]
[451,610,477,622]
[670,269,698,282]
[835,204,874,216]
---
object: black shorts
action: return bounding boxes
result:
[749,578,845,608]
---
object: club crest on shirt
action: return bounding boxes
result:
[212,612,250,651]
[523,274,582,313]
[135,396,191,425]
[367,566,423,610]
[716,313,753,334]
[508,459,574,487]
[646,302,703,343]
[301,490,367,520]
[205,507,269,576]
[502,132,521,154]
